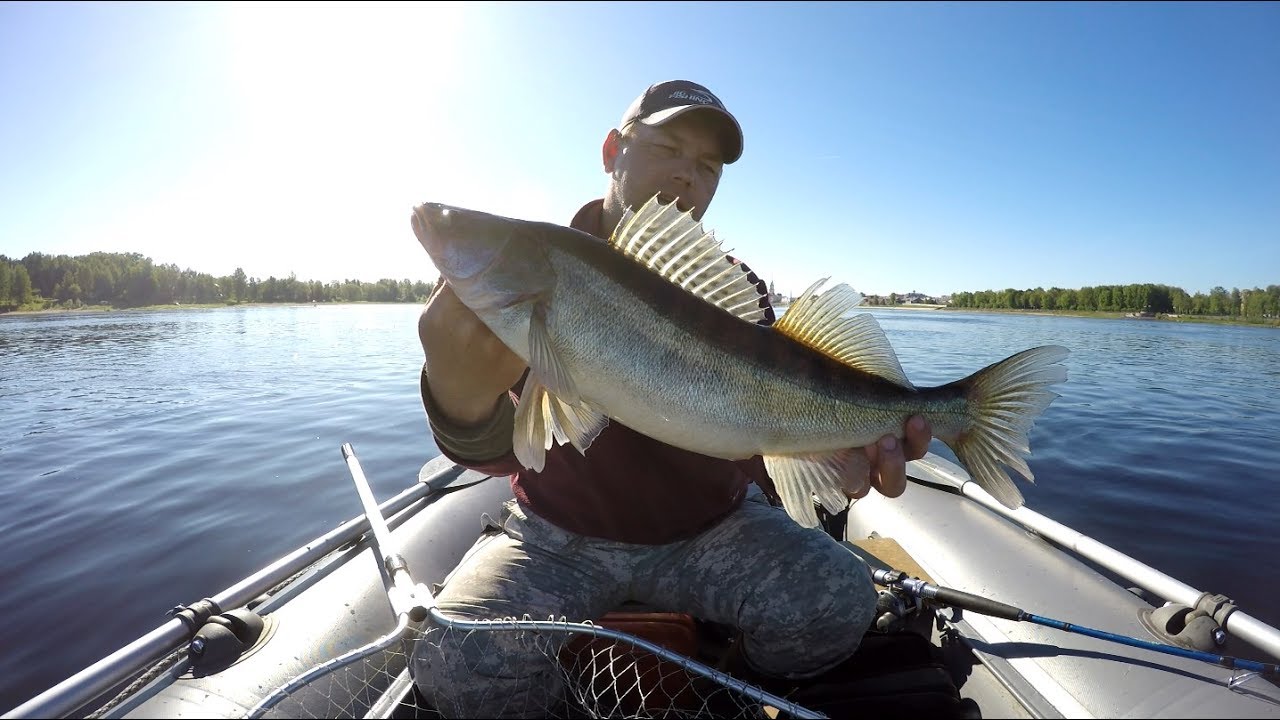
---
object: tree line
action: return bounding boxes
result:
[0,251,437,311]
[4,252,1274,321]
[948,283,1280,320]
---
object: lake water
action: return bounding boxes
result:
[2,303,1278,712]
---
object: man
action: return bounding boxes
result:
[412,80,932,718]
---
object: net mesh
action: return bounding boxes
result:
[254,612,809,719]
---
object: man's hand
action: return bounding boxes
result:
[849,415,932,500]
[419,282,527,425]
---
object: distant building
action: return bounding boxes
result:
[898,291,939,305]
[768,279,785,305]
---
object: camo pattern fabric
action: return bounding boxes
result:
[411,487,877,718]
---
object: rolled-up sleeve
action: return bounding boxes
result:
[420,363,522,476]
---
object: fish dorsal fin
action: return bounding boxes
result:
[610,195,768,324]
[773,278,914,389]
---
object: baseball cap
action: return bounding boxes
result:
[619,80,744,164]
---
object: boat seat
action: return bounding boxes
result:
[557,609,703,715]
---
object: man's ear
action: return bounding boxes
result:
[602,129,623,173]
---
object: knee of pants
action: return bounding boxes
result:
[743,566,878,677]
[823,571,878,640]
[803,571,877,643]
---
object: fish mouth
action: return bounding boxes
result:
[411,203,509,281]
[654,192,693,214]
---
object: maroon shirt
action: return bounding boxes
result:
[431,199,778,545]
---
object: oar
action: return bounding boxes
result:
[871,568,1278,679]
[243,444,435,719]
[340,442,431,624]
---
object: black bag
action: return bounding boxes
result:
[778,630,972,719]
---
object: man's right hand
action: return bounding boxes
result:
[419,282,527,425]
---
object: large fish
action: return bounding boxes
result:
[411,194,1069,528]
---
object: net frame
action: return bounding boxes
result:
[244,602,828,720]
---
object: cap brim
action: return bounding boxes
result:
[638,105,744,164]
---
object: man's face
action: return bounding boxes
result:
[609,113,726,221]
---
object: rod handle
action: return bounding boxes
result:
[932,586,1024,621]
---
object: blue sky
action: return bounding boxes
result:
[1,1,1276,298]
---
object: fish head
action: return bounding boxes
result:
[412,203,515,282]
[411,202,554,313]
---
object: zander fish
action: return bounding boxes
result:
[411,194,1069,528]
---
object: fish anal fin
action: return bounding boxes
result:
[609,194,768,324]
[514,373,611,470]
[773,278,914,389]
[547,394,609,456]
[763,448,869,529]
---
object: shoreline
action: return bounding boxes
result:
[6,301,1276,328]
[0,301,420,317]
[922,306,1277,327]
[865,303,948,311]
[770,303,1276,328]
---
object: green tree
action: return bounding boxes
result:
[231,267,247,302]
[1208,286,1229,315]
[1171,287,1191,314]
[0,262,11,308]
[1075,286,1094,311]
[12,264,34,306]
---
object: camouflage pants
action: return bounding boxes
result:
[410,487,877,718]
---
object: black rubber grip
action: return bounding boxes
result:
[934,586,1025,620]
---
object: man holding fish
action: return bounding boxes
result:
[408,79,942,716]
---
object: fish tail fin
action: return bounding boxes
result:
[941,345,1070,508]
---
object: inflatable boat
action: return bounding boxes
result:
[7,450,1279,719]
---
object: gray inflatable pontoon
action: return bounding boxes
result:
[7,452,1279,719]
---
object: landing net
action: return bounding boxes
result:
[249,609,823,719]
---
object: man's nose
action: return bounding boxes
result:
[669,156,696,186]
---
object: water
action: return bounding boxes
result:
[2,304,1278,711]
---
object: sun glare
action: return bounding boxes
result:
[189,2,477,281]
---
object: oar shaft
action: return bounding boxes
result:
[342,443,395,554]
[340,443,429,622]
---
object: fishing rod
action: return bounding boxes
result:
[871,568,1279,680]
[908,454,1280,661]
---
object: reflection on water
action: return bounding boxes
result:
[1,305,1278,710]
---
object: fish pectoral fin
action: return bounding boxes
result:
[528,302,581,404]
[772,279,914,389]
[526,301,609,453]
[513,373,610,471]
[763,449,868,529]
